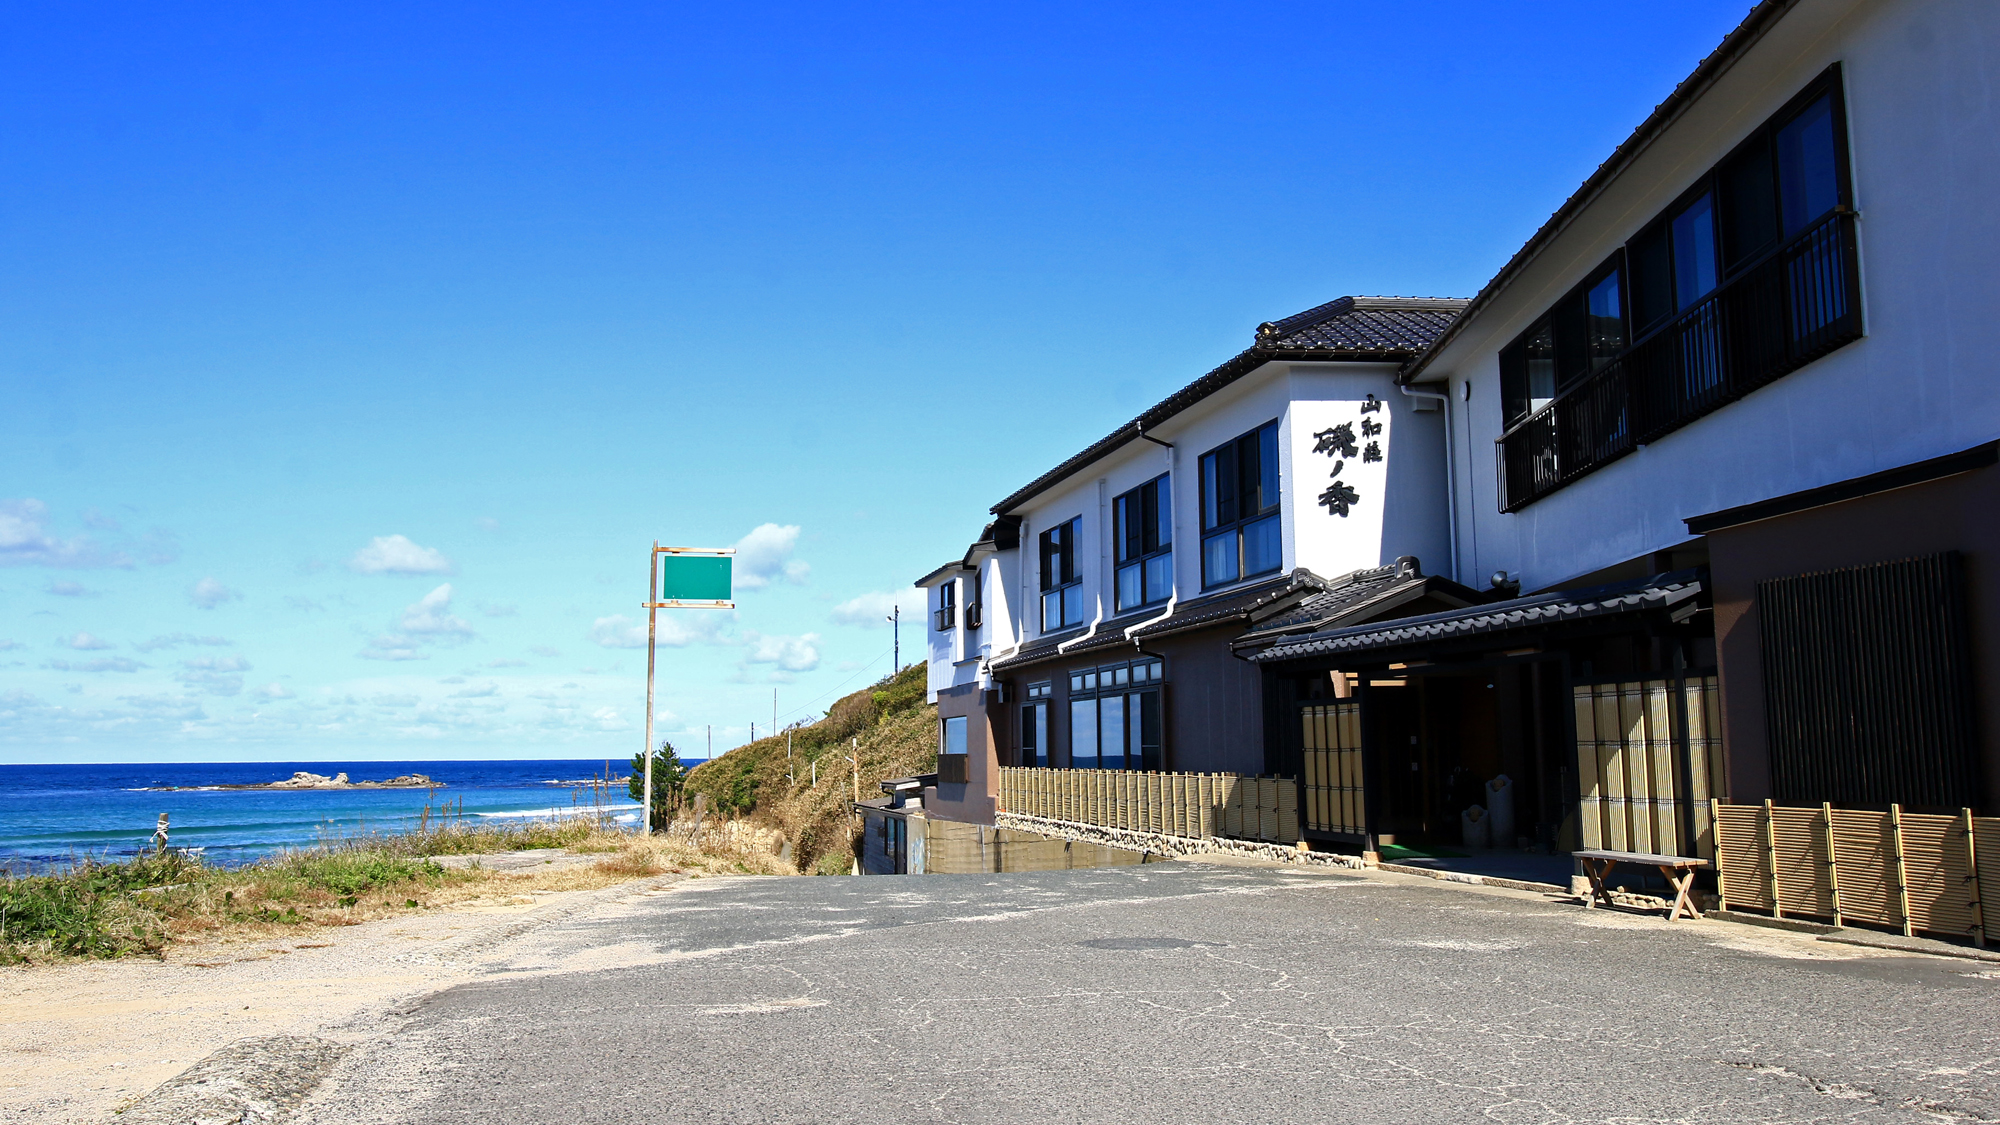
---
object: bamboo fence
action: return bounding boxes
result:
[997,767,1299,844]
[1714,799,1995,944]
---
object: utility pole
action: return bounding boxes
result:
[773,688,778,740]
[642,542,659,834]
[886,605,899,676]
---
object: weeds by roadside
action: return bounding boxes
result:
[0,814,793,965]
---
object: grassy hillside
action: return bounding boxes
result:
[684,664,936,874]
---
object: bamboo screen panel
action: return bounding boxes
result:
[1574,677,1719,859]
[997,767,1295,843]
[1300,702,1365,836]
[1715,801,1992,942]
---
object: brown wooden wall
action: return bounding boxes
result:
[1706,463,2000,813]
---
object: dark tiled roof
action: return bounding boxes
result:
[1249,571,1706,664]
[1257,297,1467,353]
[988,570,1326,672]
[1402,0,1799,383]
[993,296,1467,516]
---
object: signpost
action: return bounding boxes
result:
[642,544,735,834]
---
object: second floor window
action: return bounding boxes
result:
[1114,474,1173,612]
[1200,421,1281,589]
[934,579,956,631]
[1039,517,1084,632]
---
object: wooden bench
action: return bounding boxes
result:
[1572,849,1711,921]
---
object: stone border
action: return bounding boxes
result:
[995,813,1366,870]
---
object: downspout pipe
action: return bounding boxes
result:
[1124,421,1178,648]
[1056,479,1111,654]
[1400,383,1458,585]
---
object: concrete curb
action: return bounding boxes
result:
[117,1035,350,1125]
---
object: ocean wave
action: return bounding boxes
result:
[473,803,642,820]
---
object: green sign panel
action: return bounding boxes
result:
[660,554,732,602]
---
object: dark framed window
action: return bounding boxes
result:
[965,570,983,630]
[934,579,956,632]
[1114,474,1173,612]
[1497,68,1852,433]
[1020,680,1051,767]
[1501,258,1625,425]
[1064,658,1163,770]
[1199,421,1281,589]
[1038,517,1084,632]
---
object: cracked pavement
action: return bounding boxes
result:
[292,863,2000,1125]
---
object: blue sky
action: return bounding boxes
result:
[0,1,1756,763]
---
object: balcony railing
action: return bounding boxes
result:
[933,606,955,631]
[1498,209,1862,512]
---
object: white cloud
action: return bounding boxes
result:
[80,508,121,531]
[44,657,144,673]
[477,601,518,618]
[359,635,427,661]
[485,658,527,668]
[400,584,473,638]
[63,632,114,650]
[348,534,453,575]
[449,683,499,699]
[134,633,231,652]
[46,580,96,597]
[588,615,647,649]
[0,639,21,651]
[251,682,294,702]
[530,645,560,658]
[188,576,241,609]
[183,655,250,672]
[732,524,809,590]
[742,631,821,672]
[176,664,245,696]
[0,499,133,568]
[830,587,929,627]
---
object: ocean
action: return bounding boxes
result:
[0,759,706,871]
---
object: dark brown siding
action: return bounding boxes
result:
[926,682,997,825]
[1708,463,2000,813]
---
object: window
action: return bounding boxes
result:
[941,715,968,757]
[934,579,956,632]
[1114,474,1173,612]
[965,570,983,630]
[1500,260,1623,425]
[1497,69,1853,437]
[1064,659,1163,770]
[1038,517,1084,632]
[1020,681,1051,767]
[1199,422,1280,588]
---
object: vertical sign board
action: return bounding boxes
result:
[643,546,735,834]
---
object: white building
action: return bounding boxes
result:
[1250,0,2000,859]
[916,297,1480,825]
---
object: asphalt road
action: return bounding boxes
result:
[294,862,2000,1125]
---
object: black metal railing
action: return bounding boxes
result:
[1498,209,1862,512]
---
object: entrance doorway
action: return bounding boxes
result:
[1362,661,1573,885]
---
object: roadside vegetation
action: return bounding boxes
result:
[683,663,937,875]
[0,807,786,965]
[0,666,934,964]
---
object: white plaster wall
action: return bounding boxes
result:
[1282,365,1451,581]
[1422,0,2000,592]
[1003,359,1452,646]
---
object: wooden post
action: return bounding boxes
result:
[1711,798,1727,910]
[1823,802,1843,928]
[1890,803,1914,938]
[1963,807,1984,949]
[1764,798,1782,919]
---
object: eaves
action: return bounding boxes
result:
[1397,0,1800,385]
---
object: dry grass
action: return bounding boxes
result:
[0,815,796,965]
[682,664,937,874]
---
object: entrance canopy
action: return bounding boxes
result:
[1244,570,1706,667]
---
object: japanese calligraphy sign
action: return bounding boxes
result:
[1288,390,1394,579]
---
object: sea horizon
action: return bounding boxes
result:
[0,757,709,871]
